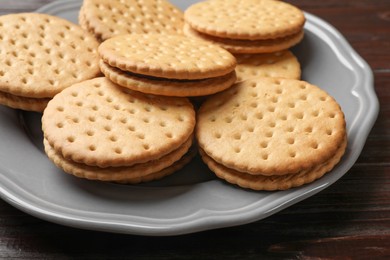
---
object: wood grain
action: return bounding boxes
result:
[0,0,389,259]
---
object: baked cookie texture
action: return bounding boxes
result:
[80,0,184,41]
[234,50,301,82]
[0,13,100,111]
[184,0,305,54]
[98,34,237,97]
[42,77,196,182]
[196,77,347,190]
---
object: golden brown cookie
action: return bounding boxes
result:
[117,146,197,184]
[184,0,305,40]
[99,60,237,97]
[78,5,102,41]
[80,0,184,41]
[0,13,100,100]
[0,90,49,112]
[183,23,304,54]
[196,77,347,176]
[98,34,236,80]
[234,50,301,82]
[44,136,196,183]
[42,77,196,168]
[199,136,347,191]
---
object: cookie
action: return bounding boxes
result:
[184,0,305,40]
[98,33,237,97]
[234,50,301,82]
[42,77,196,168]
[99,60,237,97]
[196,77,347,176]
[80,0,184,41]
[44,136,195,183]
[78,5,102,41]
[199,135,347,191]
[183,23,304,54]
[98,34,236,80]
[117,146,197,184]
[0,90,49,112]
[0,13,100,101]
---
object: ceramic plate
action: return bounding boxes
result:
[0,0,379,236]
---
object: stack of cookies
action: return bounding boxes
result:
[42,77,196,183]
[197,78,347,190]
[0,13,100,112]
[184,0,305,54]
[79,0,184,42]
[184,0,305,82]
[0,0,348,189]
[98,33,237,97]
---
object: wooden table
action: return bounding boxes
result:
[0,0,389,258]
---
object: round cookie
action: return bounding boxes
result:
[42,77,196,168]
[98,34,237,80]
[234,50,301,82]
[0,13,100,99]
[0,90,49,112]
[196,77,347,175]
[199,136,347,191]
[99,60,237,97]
[44,136,195,183]
[81,0,184,41]
[184,0,305,40]
[183,23,304,54]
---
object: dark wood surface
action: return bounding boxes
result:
[0,0,389,259]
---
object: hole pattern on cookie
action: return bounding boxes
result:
[0,13,100,97]
[235,51,300,81]
[197,77,346,175]
[261,153,269,160]
[84,0,184,40]
[42,78,195,167]
[99,34,235,79]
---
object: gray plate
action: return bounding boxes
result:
[0,0,379,236]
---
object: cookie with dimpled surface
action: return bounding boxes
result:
[99,60,237,97]
[196,77,347,176]
[184,0,305,40]
[98,33,236,80]
[42,77,196,168]
[0,13,100,104]
[234,50,301,82]
[80,0,184,41]
[199,135,346,191]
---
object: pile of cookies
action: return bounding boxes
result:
[0,0,347,191]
